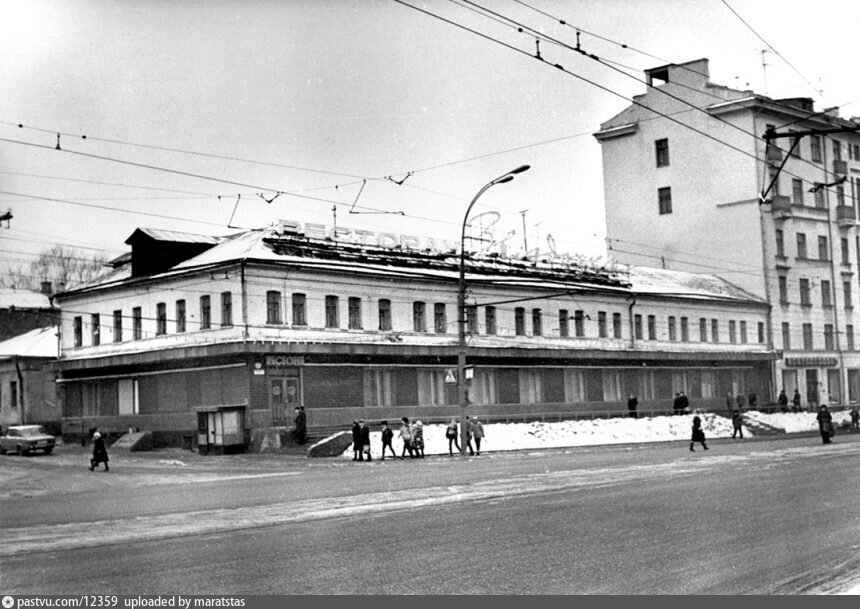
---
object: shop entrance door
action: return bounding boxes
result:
[269,374,300,425]
[805,369,819,409]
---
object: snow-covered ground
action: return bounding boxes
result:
[343,409,857,459]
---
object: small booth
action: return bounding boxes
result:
[194,404,246,455]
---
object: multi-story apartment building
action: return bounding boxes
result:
[594,57,860,408]
[53,222,771,447]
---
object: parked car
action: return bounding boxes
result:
[0,425,56,455]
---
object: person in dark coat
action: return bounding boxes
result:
[792,389,802,413]
[293,406,307,445]
[672,393,682,415]
[627,394,638,419]
[90,431,109,471]
[690,415,708,452]
[777,389,789,413]
[380,421,397,460]
[732,409,744,439]
[445,418,461,455]
[678,391,690,414]
[351,420,363,461]
[816,405,833,445]
[359,419,372,461]
[747,392,757,410]
[851,406,860,432]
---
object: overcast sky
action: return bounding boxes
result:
[2,0,858,282]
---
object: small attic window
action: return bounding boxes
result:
[646,66,670,86]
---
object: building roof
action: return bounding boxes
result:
[0,326,58,359]
[124,227,223,246]
[626,266,762,303]
[0,288,53,310]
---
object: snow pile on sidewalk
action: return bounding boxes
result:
[340,410,852,459]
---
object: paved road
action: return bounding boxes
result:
[1,435,859,594]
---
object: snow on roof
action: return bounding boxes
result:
[125,227,223,245]
[0,288,53,310]
[627,266,762,303]
[0,326,58,358]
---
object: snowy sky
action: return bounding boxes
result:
[2,0,859,279]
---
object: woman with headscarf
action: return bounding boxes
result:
[90,431,110,471]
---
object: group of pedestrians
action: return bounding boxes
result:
[350,416,485,461]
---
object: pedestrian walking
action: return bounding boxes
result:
[792,389,802,413]
[351,420,363,461]
[293,406,307,445]
[627,394,638,419]
[411,421,425,458]
[816,405,834,445]
[90,431,110,471]
[777,389,789,413]
[471,416,485,455]
[399,417,414,458]
[689,415,708,452]
[731,409,744,439]
[851,406,860,432]
[464,416,475,456]
[380,420,397,460]
[359,419,372,461]
[446,418,461,455]
[678,391,690,414]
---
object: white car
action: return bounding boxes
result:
[0,425,56,455]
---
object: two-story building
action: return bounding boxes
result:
[53,223,774,447]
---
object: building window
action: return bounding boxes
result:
[845,281,853,310]
[655,138,670,167]
[326,296,340,328]
[668,316,677,341]
[73,316,82,347]
[378,299,392,331]
[792,179,804,206]
[532,308,542,336]
[796,233,807,258]
[782,322,791,350]
[833,139,842,161]
[729,320,737,344]
[811,135,822,162]
[647,315,656,340]
[768,166,780,196]
[802,323,813,350]
[847,325,855,351]
[775,229,785,257]
[515,307,526,336]
[778,276,788,304]
[699,318,707,342]
[681,317,689,342]
[176,300,186,333]
[842,238,850,266]
[597,311,607,338]
[10,381,17,410]
[634,314,643,340]
[133,307,142,340]
[433,303,446,333]
[789,131,801,158]
[90,313,99,346]
[467,305,478,335]
[658,187,672,215]
[818,236,829,261]
[156,303,166,335]
[292,293,307,326]
[758,322,765,344]
[266,291,282,324]
[559,309,569,337]
[612,312,622,339]
[740,320,748,343]
[412,301,426,333]
[486,306,497,335]
[711,319,719,343]
[814,188,824,209]
[349,297,363,330]
[113,310,122,343]
[799,278,811,306]
[821,280,833,308]
[837,185,846,207]
[574,310,585,337]
[200,296,211,330]
[221,292,232,327]
[824,324,835,350]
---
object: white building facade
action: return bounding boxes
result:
[594,58,860,408]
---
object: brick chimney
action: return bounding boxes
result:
[40,281,52,295]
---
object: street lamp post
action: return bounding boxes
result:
[458,165,530,455]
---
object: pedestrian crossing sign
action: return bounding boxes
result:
[444,369,457,384]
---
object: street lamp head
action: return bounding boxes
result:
[491,164,530,186]
[509,164,530,175]
[494,175,515,185]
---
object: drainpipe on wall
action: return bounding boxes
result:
[14,356,25,424]
[241,259,249,340]
[627,295,637,349]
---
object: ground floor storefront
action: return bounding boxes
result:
[58,342,774,447]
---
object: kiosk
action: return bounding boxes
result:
[194,404,246,455]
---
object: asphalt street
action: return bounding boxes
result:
[1,434,859,594]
